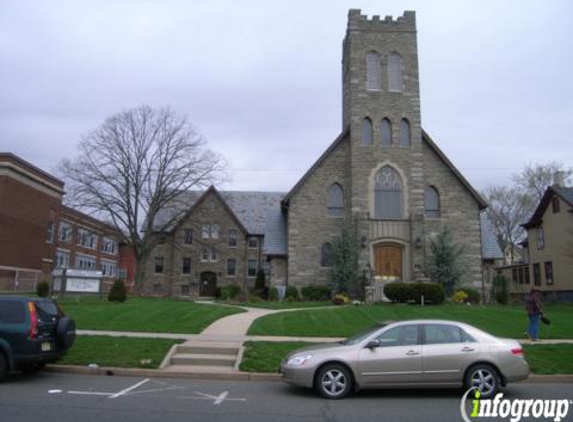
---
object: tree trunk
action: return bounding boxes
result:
[133,254,148,296]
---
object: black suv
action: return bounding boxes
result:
[0,296,76,379]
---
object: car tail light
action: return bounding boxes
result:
[511,347,524,356]
[28,302,38,340]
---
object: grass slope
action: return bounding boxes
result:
[60,297,245,334]
[247,304,573,339]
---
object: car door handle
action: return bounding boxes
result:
[461,347,475,352]
[406,350,420,356]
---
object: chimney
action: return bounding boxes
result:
[553,171,565,187]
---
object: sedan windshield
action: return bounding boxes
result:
[342,324,387,345]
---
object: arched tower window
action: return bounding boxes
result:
[400,118,410,148]
[381,118,392,147]
[425,186,440,218]
[388,52,403,92]
[362,118,373,145]
[321,242,333,267]
[366,51,381,91]
[328,183,344,217]
[374,166,403,219]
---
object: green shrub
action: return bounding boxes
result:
[384,282,444,304]
[464,288,481,304]
[220,283,241,300]
[301,285,331,301]
[268,287,279,302]
[284,286,299,301]
[108,280,127,302]
[384,283,413,303]
[36,281,50,298]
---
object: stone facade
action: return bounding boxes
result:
[144,9,490,298]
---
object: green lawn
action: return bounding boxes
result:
[58,336,182,369]
[247,304,573,339]
[240,341,573,374]
[60,297,245,334]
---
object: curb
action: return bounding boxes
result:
[44,365,572,383]
[45,364,282,382]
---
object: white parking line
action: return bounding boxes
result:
[109,378,150,399]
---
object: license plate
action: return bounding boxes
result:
[41,342,52,352]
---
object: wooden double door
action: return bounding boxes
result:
[374,244,403,281]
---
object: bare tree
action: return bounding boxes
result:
[61,105,225,294]
[512,161,572,202]
[483,186,532,264]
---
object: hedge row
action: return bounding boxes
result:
[384,282,445,304]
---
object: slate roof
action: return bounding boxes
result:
[155,188,287,255]
[480,213,504,260]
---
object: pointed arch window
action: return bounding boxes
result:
[321,242,333,267]
[381,118,392,147]
[362,118,373,145]
[388,52,403,92]
[374,166,403,219]
[328,183,344,217]
[366,51,381,91]
[425,186,440,218]
[400,118,411,148]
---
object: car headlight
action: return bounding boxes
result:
[286,354,313,367]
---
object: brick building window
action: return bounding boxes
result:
[248,260,257,277]
[328,184,344,217]
[229,230,238,247]
[46,222,55,243]
[154,256,164,274]
[227,259,236,276]
[381,118,392,147]
[101,260,117,277]
[544,262,553,285]
[184,229,193,245]
[77,228,97,249]
[101,237,117,254]
[362,118,373,146]
[58,221,73,243]
[533,263,541,286]
[56,250,70,269]
[76,254,96,271]
[182,257,191,274]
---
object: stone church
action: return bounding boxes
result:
[144,10,492,299]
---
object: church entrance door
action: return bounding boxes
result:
[374,244,402,282]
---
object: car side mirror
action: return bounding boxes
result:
[365,339,380,349]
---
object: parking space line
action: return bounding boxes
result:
[109,378,150,399]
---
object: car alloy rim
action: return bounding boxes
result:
[321,369,347,396]
[471,369,495,396]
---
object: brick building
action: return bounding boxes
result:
[0,153,64,290]
[0,153,126,292]
[146,10,494,299]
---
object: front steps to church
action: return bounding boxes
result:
[161,340,243,373]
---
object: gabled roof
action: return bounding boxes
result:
[422,130,487,210]
[522,186,573,229]
[282,127,350,205]
[281,126,487,210]
[155,187,286,236]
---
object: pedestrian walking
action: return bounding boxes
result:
[525,288,543,341]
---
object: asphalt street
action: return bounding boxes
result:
[0,372,571,422]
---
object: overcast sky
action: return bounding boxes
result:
[1,0,572,194]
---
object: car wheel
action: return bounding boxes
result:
[465,364,500,399]
[315,364,353,399]
[0,353,7,381]
[20,363,46,375]
[56,317,76,350]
